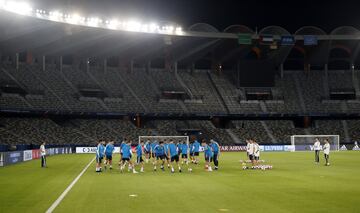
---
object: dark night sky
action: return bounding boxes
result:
[32,0,360,33]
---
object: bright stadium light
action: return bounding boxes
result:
[66,13,84,24]
[3,1,32,15]
[87,17,101,27]
[107,19,118,30]
[49,10,62,21]
[124,20,141,32]
[149,23,159,32]
[0,1,183,35]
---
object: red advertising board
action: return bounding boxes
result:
[32,149,41,159]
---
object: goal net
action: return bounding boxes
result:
[290,135,340,152]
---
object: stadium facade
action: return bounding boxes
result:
[1,4,360,147]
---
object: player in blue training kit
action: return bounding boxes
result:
[96,140,105,172]
[104,140,115,170]
[120,141,138,173]
[191,139,201,164]
[210,139,220,170]
[181,141,189,165]
[177,141,182,156]
[153,141,166,171]
[136,141,145,172]
[144,140,151,163]
[150,140,158,165]
[202,139,214,171]
[168,140,181,173]
[164,140,170,168]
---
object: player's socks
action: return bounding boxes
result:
[171,167,174,173]
[109,165,112,170]
[140,167,144,172]
[215,166,218,170]
[154,166,157,171]
[133,169,138,174]
[178,167,182,173]
[208,166,213,172]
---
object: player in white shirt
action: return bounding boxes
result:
[40,142,46,168]
[248,140,255,165]
[253,140,260,165]
[246,139,251,158]
[323,139,330,166]
[313,138,321,164]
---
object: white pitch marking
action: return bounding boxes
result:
[46,157,95,213]
[129,194,138,197]
[218,209,229,212]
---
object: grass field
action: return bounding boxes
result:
[0,151,359,213]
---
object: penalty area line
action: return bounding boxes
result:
[46,157,95,213]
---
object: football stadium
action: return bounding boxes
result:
[1,0,360,212]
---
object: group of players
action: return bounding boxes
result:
[95,137,221,173]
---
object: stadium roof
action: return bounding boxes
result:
[1,4,360,67]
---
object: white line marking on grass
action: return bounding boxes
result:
[218,209,229,212]
[129,194,138,197]
[46,157,95,213]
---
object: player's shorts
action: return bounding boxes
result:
[105,155,112,161]
[137,156,144,164]
[171,155,179,162]
[156,155,165,160]
[181,154,188,158]
[96,156,103,163]
[190,152,194,157]
[249,154,254,161]
[205,155,213,162]
[194,152,199,156]
[144,150,150,154]
[121,157,130,162]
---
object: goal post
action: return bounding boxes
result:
[290,135,340,152]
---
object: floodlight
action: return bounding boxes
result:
[87,17,100,27]
[107,19,118,29]
[49,11,62,21]
[67,13,83,24]
[124,20,141,32]
[149,23,159,32]
[4,1,32,15]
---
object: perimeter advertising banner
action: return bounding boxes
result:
[76,147,121,153]
[0,147,72,167]
[4,151,23,165]
[220,146,247,152]
[23,150,32,161]
[32,149,41,159]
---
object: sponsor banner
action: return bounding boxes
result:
[281,35,295,45]
[4,151,23,165]
[23,150,33,161]
[284,145,295,152]
[220,146,247,152]
[76,147,120,154]
[304,35,318,46]
[260,35,274,44]
[238,33,252,45]
[32,149,41,159]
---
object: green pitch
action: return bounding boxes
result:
[0,152,360,213]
